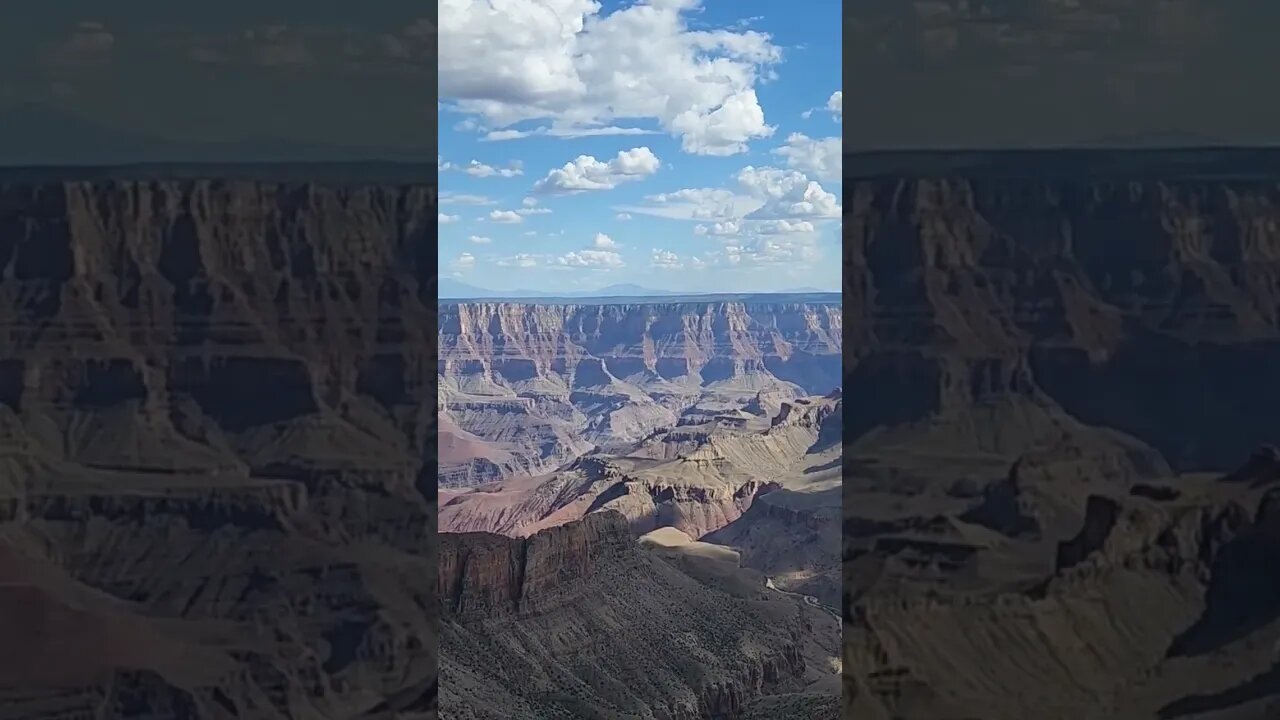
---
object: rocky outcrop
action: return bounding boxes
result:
[591,477,783,539]
[439,512,821,720]
[0,175,436,718]
[439,511,634,621]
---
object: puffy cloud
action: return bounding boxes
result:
[515,197,551,215]
[629,188,748,221]
[461,160,523,178]
[557,249,624,268]
[772,133,841,181]
[453,252,476,268]
[468,235,492,244]
[438,0,780,156]
[488,210,524,223]
[737,166,841,220]
[615,212,633,221]
[694,221,742,236]
[627,167,839,224]
[651,249,683,269]
[714,237,818,267]
[756,219,815,235]
[592,233,618,249]
[439,212,461,223]
[532,147,660,194]
[801,90,842,123]
[440,157,522,177]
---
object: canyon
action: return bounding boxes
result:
[840,151,1280,720]
[9,150,1279,720]
[436,298,845,717]
[0,172,437,719]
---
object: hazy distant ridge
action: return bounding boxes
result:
[438,278,839,299]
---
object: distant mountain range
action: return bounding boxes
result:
[438,279,838,299]
[439,279,675,299]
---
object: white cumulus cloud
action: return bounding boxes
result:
[694,220,742,236]
[625,166,839,224]
[460,160,524,178]
[737,166,841,220]
[488,210,524,223]
[439,212,461,223]
[592,233,619,249]
[772,133,841,182]
[439,0,780,156]
[532,147,660,195]
[651,249,683,269]
[826,90,842,122]
[557,249,624,268]
[468,235,492,244]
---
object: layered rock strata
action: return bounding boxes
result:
[439,512,823,719]
[437,300,841,487]
[0,176,436,719]
[842,163,1280,720]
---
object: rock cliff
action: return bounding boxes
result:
[437,299,840,487]
[439,510,634,621]
[845,178,1280,469]
[439,512,832,720]
[842,159,1280,720]
[0,175,436,718]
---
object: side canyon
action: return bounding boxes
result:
[841,151,1280,720]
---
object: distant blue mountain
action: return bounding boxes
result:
[438,279,675,299]
[436,279,839,300]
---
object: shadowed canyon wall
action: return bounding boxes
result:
[845,178,1280,470]
[0,177,437,718]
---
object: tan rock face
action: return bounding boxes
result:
[0,178,436,718]
[441,301,842,388]
[438,299,842,487]
[439,511,633,620]
[439,512,830,719]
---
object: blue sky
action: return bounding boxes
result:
[438,0,841,294]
